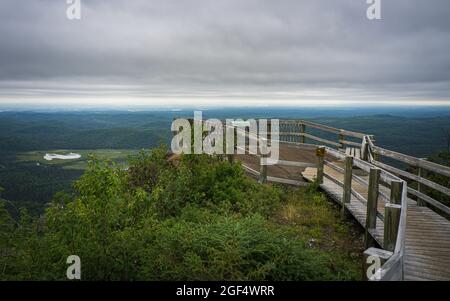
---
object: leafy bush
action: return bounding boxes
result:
[0,146,360,281]
[151,153,283,218]
[136,211,356,281]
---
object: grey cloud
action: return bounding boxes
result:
[0,0,449,105]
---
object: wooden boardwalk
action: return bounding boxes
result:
[237,139,450,281]
[204,118,450,280]
[301,164,450,281]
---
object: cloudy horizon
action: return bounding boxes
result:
[1,0,450,107]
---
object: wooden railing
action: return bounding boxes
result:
[277,120,450,217]
[187,118,450,280]
[229,120,443,281]
[278,119,367,149]
[363,136,450,216]
[316,145,407,281]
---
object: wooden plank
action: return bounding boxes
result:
[342,156,353,206]
[279,132,302,136]
[403,269,450,281]
[296,120,341,135]
[417,167,426,206]
[242,164,309,187]
[351,189,368,206]
[384,204,401,252]
[348,156,399,185]
[278,141,318,151]
[317,147,325,184]
[372,159,450,197]
[325,147,347,161]
[405,257,450,268]
[372,145,450,177]
[267,159,317,168]
[325,160,344,174]
[365,168,381,249]
[242,164,260,177]
[340,139,361,147]
[393,183,407,255]
[390,181,403,205]
[300,124,306,144]
[377,253,403,281]
[301,133,341,147]
[407,188,450,215]
[267,176,308,187]
[324,173,344,188]
[295,120,366,138]
[404,265,450,279]
[338,133,345,149]
[405,253,450,263]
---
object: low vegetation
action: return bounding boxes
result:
[0,146,362,281]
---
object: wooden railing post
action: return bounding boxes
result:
[383,180,403,252]
[362,137,369,161]
[342,156,353,217]
[259,140,268,184]
[364,168,380,249]
[370,135,379,161]
[384,204,401,252]
[338,133,344,150]
[417,167,426,206]
[390,180,403,205]
[300,123,306,144]
[316,146,325,184]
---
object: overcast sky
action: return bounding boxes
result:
[0,0,450,107]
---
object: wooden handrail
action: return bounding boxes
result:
[340,139,362,147]
[407,187,450,215]
[316,144,407,280]
[371,145,450,178]
[371,159,450,197]
[365,136,450,214]
[292,119,367,139]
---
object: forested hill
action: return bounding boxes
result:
[0,111,173,151]
[0,109,449,214]
[0,109,449,155]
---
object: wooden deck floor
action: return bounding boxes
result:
[303,165,450,281]
[240,147,450,281]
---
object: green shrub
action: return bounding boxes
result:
[151,153,283,218]
[0,146,360,281]
[136,212,355,281]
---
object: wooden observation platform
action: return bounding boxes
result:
[229,119,450,281]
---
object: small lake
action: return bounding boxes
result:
[44,153,81,161]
